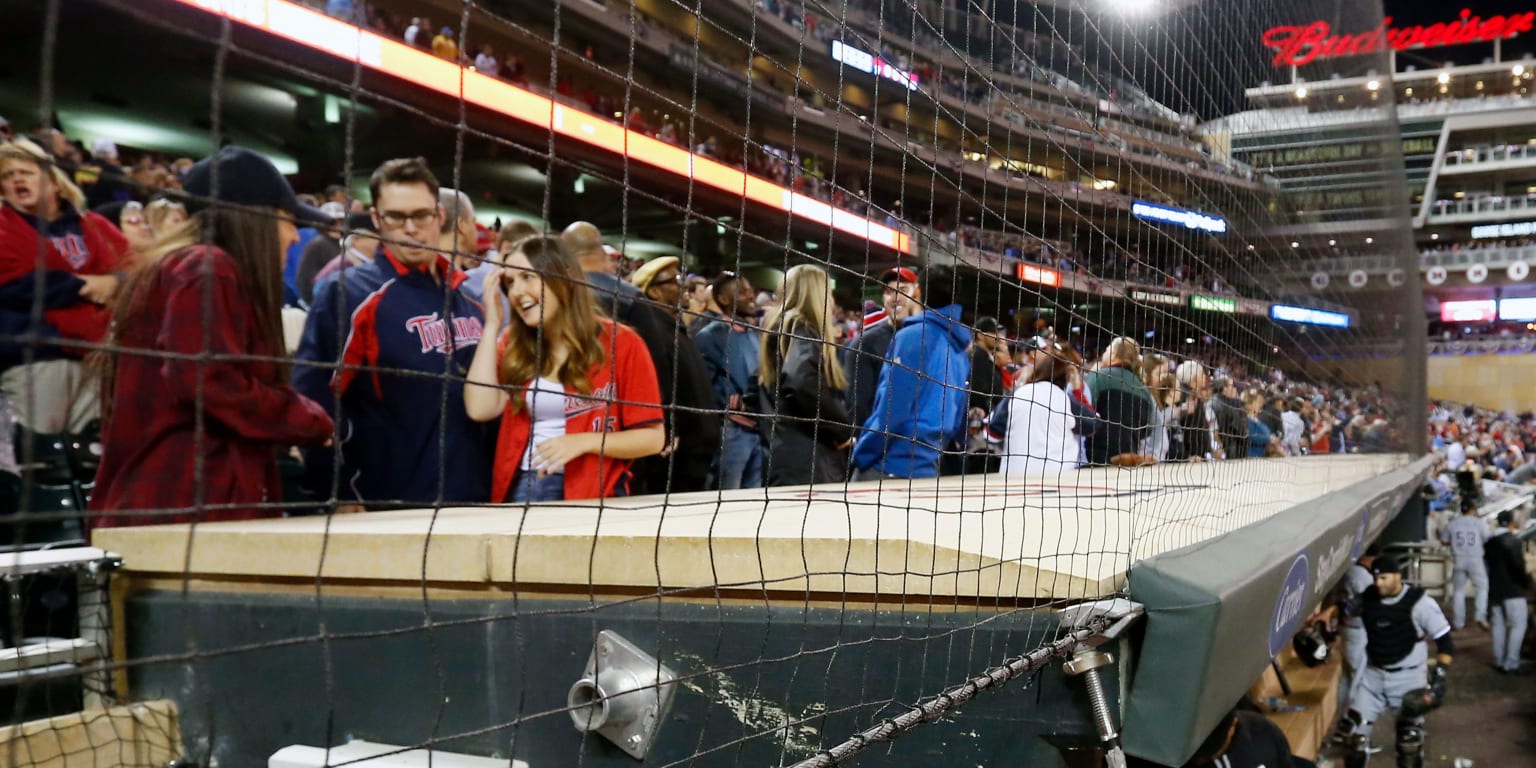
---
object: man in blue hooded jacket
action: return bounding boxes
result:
[851,273,971,480]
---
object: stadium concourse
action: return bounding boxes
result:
[2,0,1534,766]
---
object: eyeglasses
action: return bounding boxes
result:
[375,208,439,228]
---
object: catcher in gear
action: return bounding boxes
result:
[1343,555,1454,768]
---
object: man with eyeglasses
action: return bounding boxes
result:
[294,157,494,511]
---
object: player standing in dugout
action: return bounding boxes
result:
[1340,555,1454,768]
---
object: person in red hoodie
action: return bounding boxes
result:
[0,137,128,432]
[91,146,334,528]
[464,234,664,503]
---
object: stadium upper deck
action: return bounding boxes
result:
[1201,7,1536,309]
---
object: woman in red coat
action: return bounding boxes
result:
[464,235,664,503]
[91,147,334,528]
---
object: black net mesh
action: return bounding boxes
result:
[0,0,1435,765]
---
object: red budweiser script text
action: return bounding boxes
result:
[1263,9,1536,67]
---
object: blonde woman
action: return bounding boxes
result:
[0,137,130,432]
[144,196,188,238]
[758,264,855,485]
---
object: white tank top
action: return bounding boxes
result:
[521,376,567,471]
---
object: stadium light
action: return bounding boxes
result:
[1113,0,1159,14]
[1294,86,1308,99]
[1365,237,1374,244]
[1438,71,1451,84]
[1366,79,1381,91]
[1515,64,1526,76]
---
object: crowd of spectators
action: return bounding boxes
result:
[0,121,1410,530]
[1427,401,1536,489]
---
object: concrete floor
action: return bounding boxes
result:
[1408,625,1536,767]
[1325,623,1536,767]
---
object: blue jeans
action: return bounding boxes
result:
[718,422,763,490]
[511,472,564,503]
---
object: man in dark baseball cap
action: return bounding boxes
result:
[1344,550,1454,768]
[1485,508,1531,674]
[843,265,921,430]
[1370,554,1405,576]
[181,146,327,226]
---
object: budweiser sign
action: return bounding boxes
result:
[1262,9,1535,66]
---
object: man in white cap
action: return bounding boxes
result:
[295,200,350,304]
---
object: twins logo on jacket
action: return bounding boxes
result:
[50,235,91,270]
[335,279,485,398]
[328,260,497,505]
[405,312,484,354]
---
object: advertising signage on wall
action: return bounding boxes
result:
[1271,304,1351,328]
[1441,300,1497,323]
[1263,10,1536,67]
[1127,288,1182,306]
[830,40,919,91]
[1190,295,1237,313]
[1131,201,1228,234]
[1498,297,1536,321]
[1472,220,1536,240]
[1016,263,1063,287]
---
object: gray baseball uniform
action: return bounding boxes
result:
[1351,587,1451,735]
[1441,514,1490,628]
[1340,562,1373,706]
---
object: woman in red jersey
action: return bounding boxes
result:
[465,235,663,503]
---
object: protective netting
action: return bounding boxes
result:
[0,0,1427,765]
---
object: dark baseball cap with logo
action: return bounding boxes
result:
[181,146,328,226]
[1370,555,1405,575]
[879,266,918,284]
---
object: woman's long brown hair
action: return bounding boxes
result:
[101,205,289,420]
[497,235,606,411]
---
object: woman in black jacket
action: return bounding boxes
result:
[759,264,856,485]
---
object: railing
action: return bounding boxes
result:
[1275,244,1536,279]
[1316,335,1536,358]
[1430,336,1536,355]
[1444,143,1536,167]
[1428,193,1536,219]
[1211,93,1536,137]
[1273,254,1406,278]
[1421,244,1536,269]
